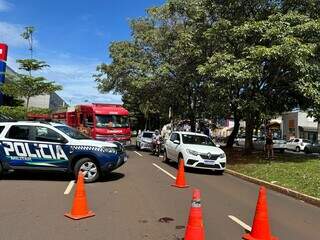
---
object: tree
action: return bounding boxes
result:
[199,2,320,152]
[96,0,217,131]
[0,25,61,117]
[21,26,35,58]
[0,74,62,112]
[17,59,49,76]
[96,0,320,153]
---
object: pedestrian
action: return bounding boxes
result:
[204,126,210,137]
[265,129,274,159]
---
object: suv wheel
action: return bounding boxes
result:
[74,158,100,183]
[296,146,301,152]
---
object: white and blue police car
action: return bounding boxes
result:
[0,121,127,182]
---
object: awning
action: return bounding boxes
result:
[299,126,318,132]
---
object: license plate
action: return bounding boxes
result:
[204,160,215,165]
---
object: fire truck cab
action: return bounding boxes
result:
[52,103,131,145]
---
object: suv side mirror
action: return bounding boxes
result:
[173,140,180,145]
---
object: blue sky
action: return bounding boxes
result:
[0,0,164,105]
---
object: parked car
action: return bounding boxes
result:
[136,131,154,151]
[286,138,312,152]
[235,135,257,146]
[253,137,287,153]
[164,132,226,174]
[304,143,320,154]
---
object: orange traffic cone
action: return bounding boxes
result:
[243,186,278,240]
[65,172,95,220]
[172,159,189,188]
[184,189,205,240]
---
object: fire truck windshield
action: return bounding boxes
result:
[96,115,129,128]
[55,125,91,139]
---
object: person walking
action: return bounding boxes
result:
[265,129,274,159]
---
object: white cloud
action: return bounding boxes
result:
[0,22,26,47]
[35,57,122,105]
[0,0,12,12]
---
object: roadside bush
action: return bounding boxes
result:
[0,106,52,120]
[0,106,26,120]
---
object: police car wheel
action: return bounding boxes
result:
[74,158,100,183]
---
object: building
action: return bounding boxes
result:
[26,93,67,111]
[282,111,318,142]
[3,66,67,111]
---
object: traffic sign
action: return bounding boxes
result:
[0,43,8,61]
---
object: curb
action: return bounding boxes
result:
[225,169,320,207]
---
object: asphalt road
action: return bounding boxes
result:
[0,150,319,240]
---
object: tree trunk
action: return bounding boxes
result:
[244,116,255,154]
[144,116,148,130]
[226,116,240,148]
[25,97,30,120]
[317,121,320,144]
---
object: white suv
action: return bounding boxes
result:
[164,132,226,174]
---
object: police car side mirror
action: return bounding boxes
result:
[58,137,68,144]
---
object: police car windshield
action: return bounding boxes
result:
[96,115,129,128]
[182,134,215,146]
[55,125,91,139]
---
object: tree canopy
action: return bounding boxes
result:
[96,0,320,152]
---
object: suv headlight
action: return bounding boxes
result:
[187,149,200,156]
[219,153,226,158]
[101,146,117,154]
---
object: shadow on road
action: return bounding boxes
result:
[100,172,125,182]
[162,160,222,176]
[1,171,125,183]
[1,170,72,182]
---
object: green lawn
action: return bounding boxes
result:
[225,149,320,198]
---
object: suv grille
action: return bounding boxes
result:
[197,163,220,169]
[200,154,219,160]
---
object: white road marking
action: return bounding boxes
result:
[134,151,143,157]
[152,163,176,180]
[64,180,75,195]
[228,215,252,232]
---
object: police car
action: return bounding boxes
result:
[0,121,127,183]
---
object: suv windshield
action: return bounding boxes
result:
[182,134,215,146]
[55,125,90,139]
[142,132,153,138]
[96,115,129,128]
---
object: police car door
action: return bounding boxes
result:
[2,125,69,169]
[1,125,33,167]
[30,125,70,169]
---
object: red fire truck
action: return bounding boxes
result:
[52,103,131,144]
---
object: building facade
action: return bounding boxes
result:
[282,111,318,142]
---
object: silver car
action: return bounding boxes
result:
[136,131,154,151]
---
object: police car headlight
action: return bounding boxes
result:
[219,153,226,158]
[101,146,117,154]
[187,149,200,156]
